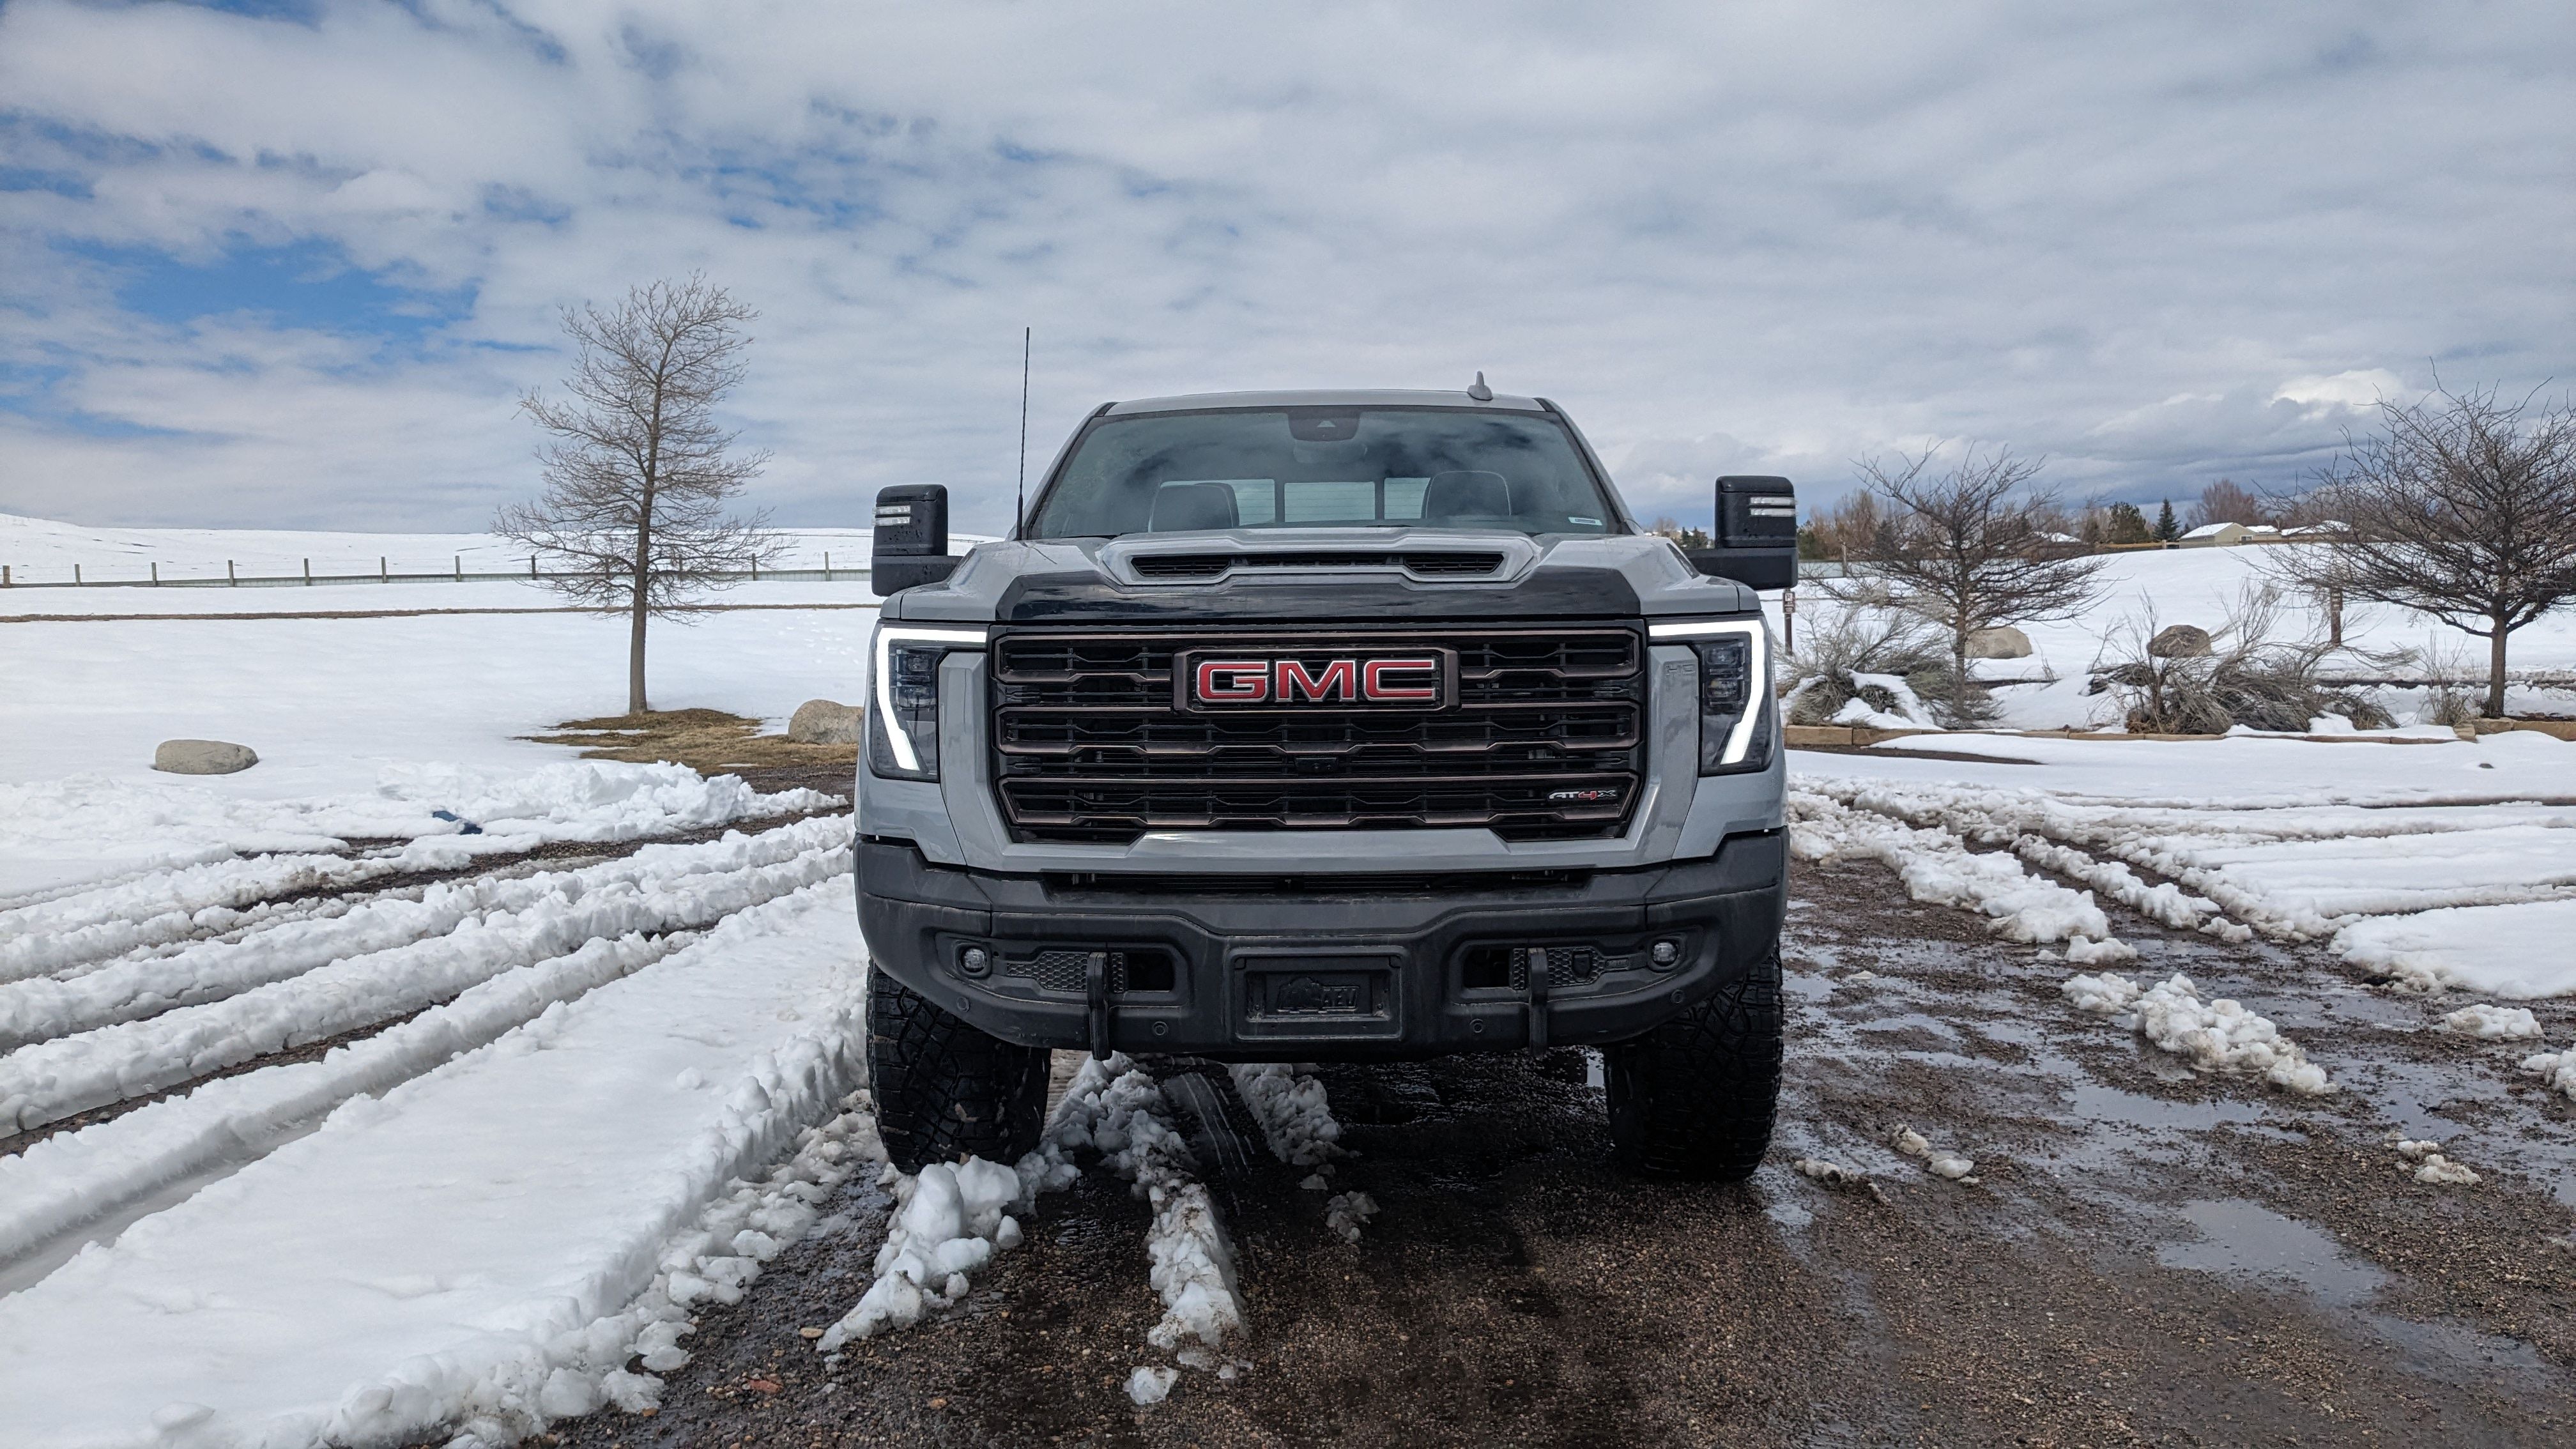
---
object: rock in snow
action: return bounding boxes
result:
[786,699,862,745]
[152,739,259,774]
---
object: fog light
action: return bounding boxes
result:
[960,946,992,976]
[1649,939,1682,970]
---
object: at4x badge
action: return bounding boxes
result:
[1175,648,1457,710]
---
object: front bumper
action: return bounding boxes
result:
[855,832,1786,1061]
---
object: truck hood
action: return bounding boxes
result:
[880,528,1764,625]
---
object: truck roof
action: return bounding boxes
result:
[1102,387,1549,416]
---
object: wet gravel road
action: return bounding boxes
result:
[549,857,2576,1447]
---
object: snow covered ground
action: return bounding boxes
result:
[1796,729,2576,998]
[1768,544,2576,729]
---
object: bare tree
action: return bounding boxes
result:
[1850,446,2110,724]
[2266,383,2576,717]
[2186,479,2267,530]
[497,275,784,714]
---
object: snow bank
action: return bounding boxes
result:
[0,879,870,1449]
[1073,1065,1245,1353]
[2520,1050,2576,1103]
[0,816,850,1132]
[1789,790,2132,955]
[816,1156,1028,1347]
[2335,900,2576,998]
[2061,971,2334,1094]
[1227,1062,1347,1169]
[2439,1004,2543,1040]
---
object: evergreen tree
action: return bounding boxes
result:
[2104,502,2150,544]
[2154,500,2182,542]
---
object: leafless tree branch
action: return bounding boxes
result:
[493,273,786,713]
[2263,382,2576,717]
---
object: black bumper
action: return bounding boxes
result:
[855,834,1787,1061]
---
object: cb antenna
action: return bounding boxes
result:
[1014,326,1032,539]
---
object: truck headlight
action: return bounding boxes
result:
[1648,620,1773,775]
[868,625,986,781]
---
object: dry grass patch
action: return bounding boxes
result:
[526,709,855,774]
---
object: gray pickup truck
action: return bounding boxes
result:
[856,387,1793,1181]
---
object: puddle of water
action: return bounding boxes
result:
[1766,1199,1814,1229]
[1782,969,1836,1004]
[2067,1079,2267,1134]
[2156,1197,2386,1307]
[2154,1198,2554,1379]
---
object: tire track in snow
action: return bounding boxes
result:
[0,880,875,1449]
[0,818,850,1132]
[0,929,694,1282]
[0,817,843,1050]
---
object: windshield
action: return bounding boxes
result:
[1025,406,1624,539]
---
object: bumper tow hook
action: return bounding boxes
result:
[1525,944,1551,1052]
[1086,951,1112,1061]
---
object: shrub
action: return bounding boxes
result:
[2090,587,2395,734]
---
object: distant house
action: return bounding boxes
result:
[2177,521,2288,548]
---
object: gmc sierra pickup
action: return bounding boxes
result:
[857,386,1793,1181]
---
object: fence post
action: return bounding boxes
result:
[530,556,537,579]
[751,557,758,581]
[454,555,461,582]
[303,558,311,586]
[228,560,236,586]
[2,564,9,586]
[380,555,387,583]
[152,562,160,586]
[824,551,829,580]
[73,564,81,586]
[1782,588,1796,654]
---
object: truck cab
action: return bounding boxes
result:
[857,387,1792,1180]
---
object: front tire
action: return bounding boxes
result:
[868,967,1052,1173]
[1604,945,1783,1181]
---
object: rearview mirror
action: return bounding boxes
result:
[871,485,963,595]
[1685,475,1797,590]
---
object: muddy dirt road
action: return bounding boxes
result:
[553,858,2576,1448]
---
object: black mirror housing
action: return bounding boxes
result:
[1685,475,1798,590]
[871,484,963,595]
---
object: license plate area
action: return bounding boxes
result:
[1234,950,1402,1039]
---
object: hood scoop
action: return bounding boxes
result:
[1126,549,1508,582]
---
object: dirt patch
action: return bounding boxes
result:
[527,709,857,778]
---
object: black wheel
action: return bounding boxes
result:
[1604,944,1783,1181]
[868,967,1052,1173]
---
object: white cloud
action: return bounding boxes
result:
[1,0,2569,534]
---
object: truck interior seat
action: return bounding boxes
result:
[1147,480,1241,532]
[1423,469,1512,520]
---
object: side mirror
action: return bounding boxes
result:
[871,484,963,595]
[1685,475,1798,590]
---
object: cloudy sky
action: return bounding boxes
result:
[1,0,2568,537]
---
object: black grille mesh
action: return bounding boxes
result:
[991,626,1644,842]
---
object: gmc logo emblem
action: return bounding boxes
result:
[1178,650,1453,709]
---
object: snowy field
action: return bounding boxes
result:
[1794,728,2576,1002]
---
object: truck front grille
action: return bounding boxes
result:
[990,626,1646,843]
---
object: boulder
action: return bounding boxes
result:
[2148,624,2213,659]
[787,699,863,745]
[154,739,258,775]
[1966,625,2032,659]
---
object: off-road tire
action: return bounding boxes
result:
[868,967,1052,1173]
[1604,944,1783,1181]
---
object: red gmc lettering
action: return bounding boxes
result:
[1361,657,1439,701]
[1275,659,1359,702]
[1194,659,1269,702]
